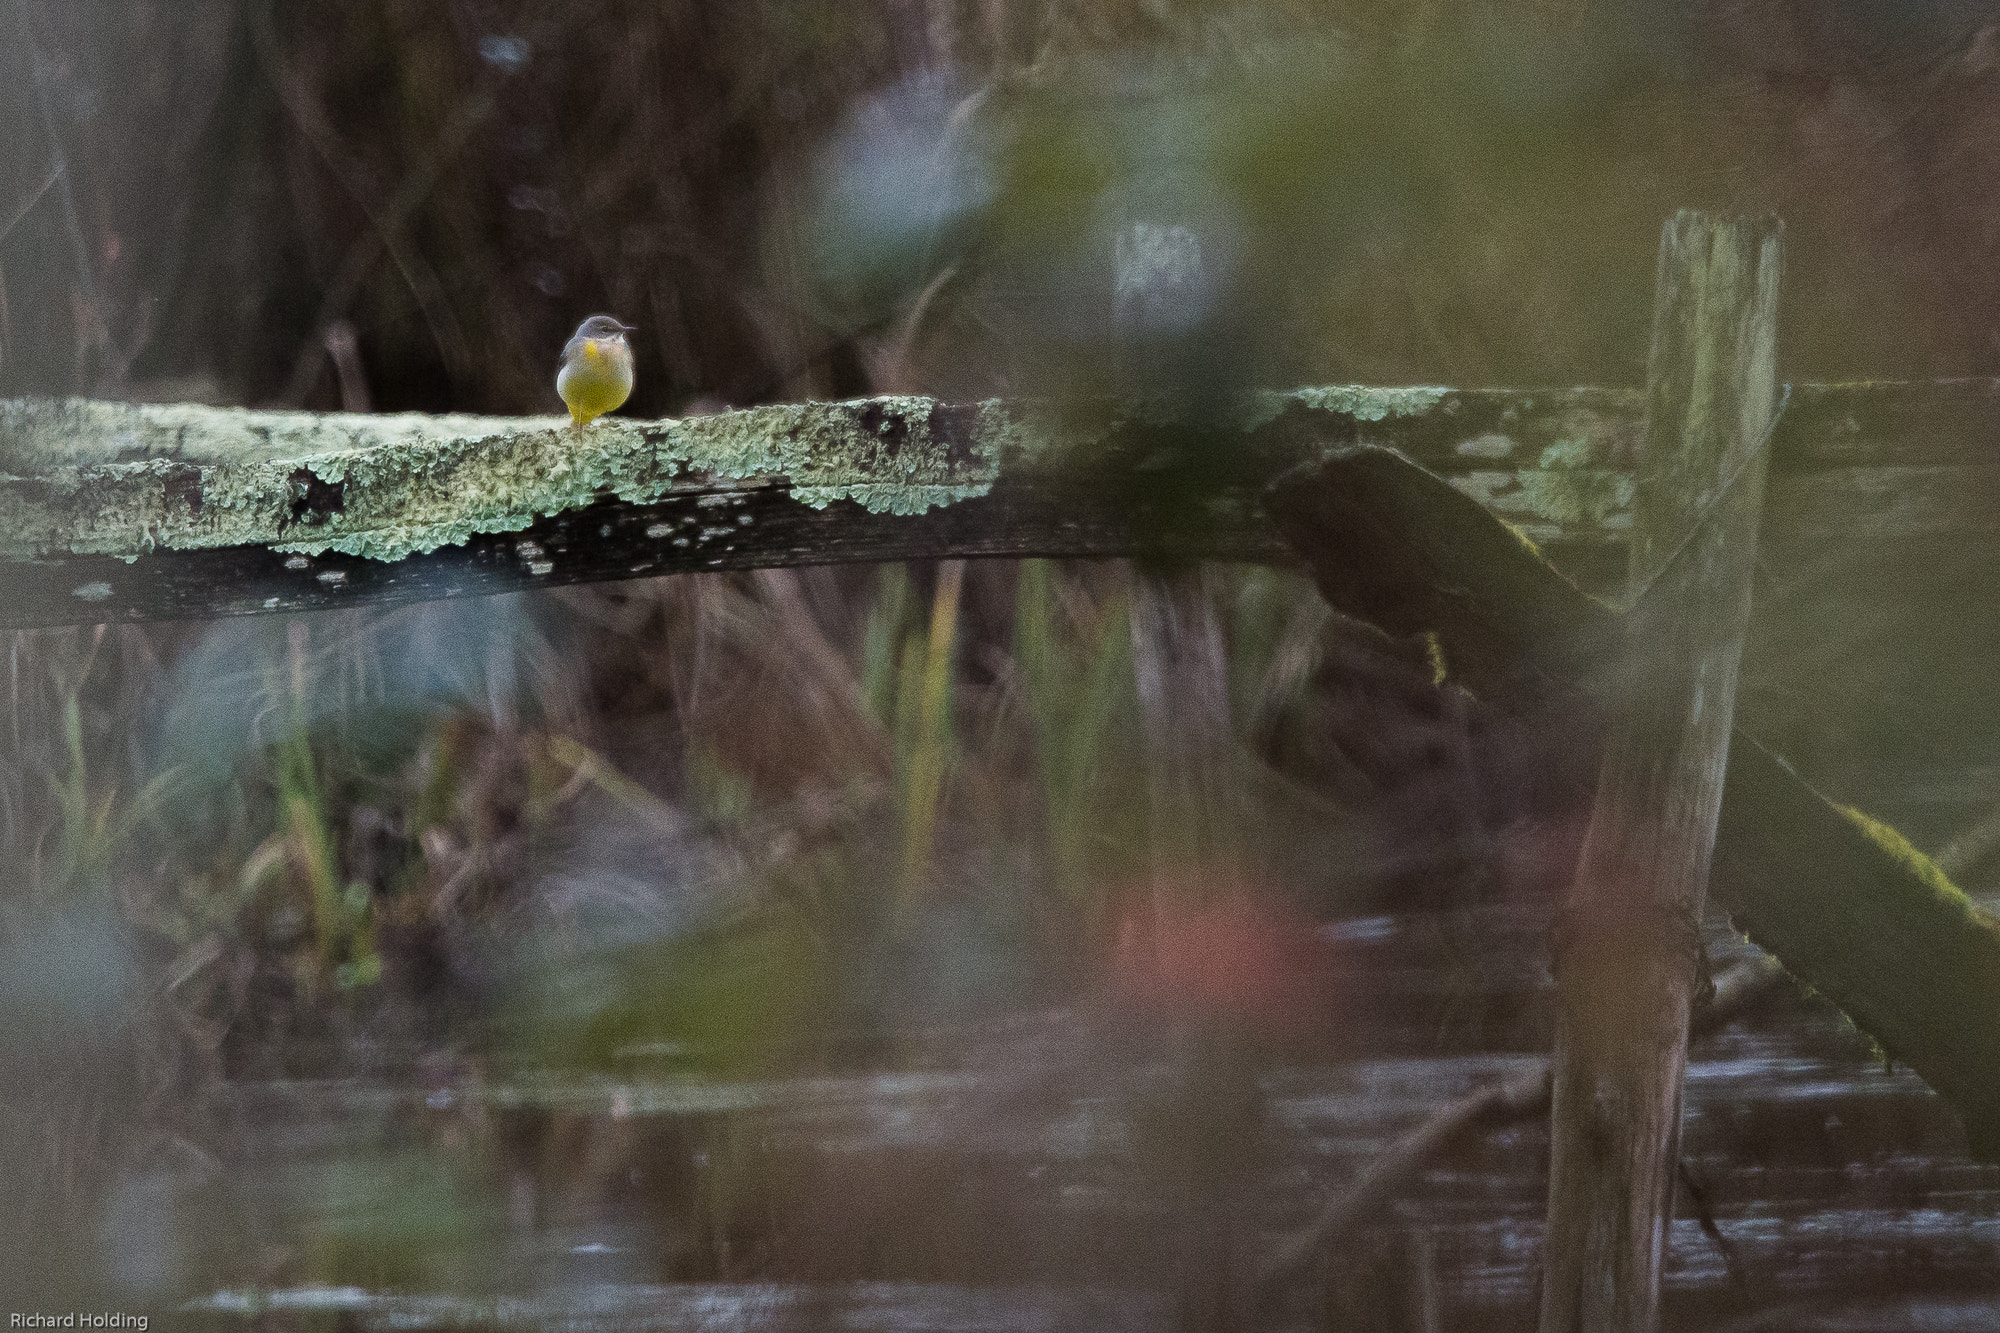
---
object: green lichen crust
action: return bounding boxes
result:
[1,387,1652,568]
[10,382,1986,575]
[1838,805,1987,923]
[0,396,1012,563]
[1261,383,1453,424]
[22,381,1981,575]
[7,384,1992,572]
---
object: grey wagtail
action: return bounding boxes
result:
[557,315,636,427]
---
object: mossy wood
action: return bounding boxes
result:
[1538,211,1782,1333]
[7,380,2000,629]
[10,375,2000,1176]
[1267,444,2000,1163]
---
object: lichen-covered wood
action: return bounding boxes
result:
[1540,211,1782,1333]
[7,379,2000,628]
[0,389,1618,625]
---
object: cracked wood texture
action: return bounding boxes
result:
[1536,211,1784,1333]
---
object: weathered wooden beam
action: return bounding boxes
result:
[1538,211,1782,1333]
[0,389,1599,625]
[8,380,2000,628]
[1266,444,2000,1161]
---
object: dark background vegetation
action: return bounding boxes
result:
[6,0,2000,1320]
[7,0,2000,413]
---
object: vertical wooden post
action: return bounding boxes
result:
[1538,211,1782,1333]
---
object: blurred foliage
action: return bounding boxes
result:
[7,0,2000,1309]
[1013,559,1137,921]
[7,0,2000,411]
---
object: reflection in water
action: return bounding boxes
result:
[56,905,2000,1330]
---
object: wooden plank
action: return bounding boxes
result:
[1771,378,2000,470]
[7,380,2000,627]
[0,390,1615,625]
[0,388,1916,620]
[1537,211,1782,1333]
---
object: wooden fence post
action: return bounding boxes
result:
[1538,210,1782,1332]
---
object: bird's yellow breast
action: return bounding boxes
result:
[558,339,634,425]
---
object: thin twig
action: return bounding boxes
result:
[248,2,473,399]
[869,263,958,392]
[13,0,102,384]
[255,0,493,407]
[322,320,372,413]
[275,87,491,406]
[0,161,62,250]
[1677,1157,1755,1299]
[1625,382,1793,610]
[12,0,94,306]
[1254,953,1789,1299]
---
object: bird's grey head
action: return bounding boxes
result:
[574,314,635,340]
